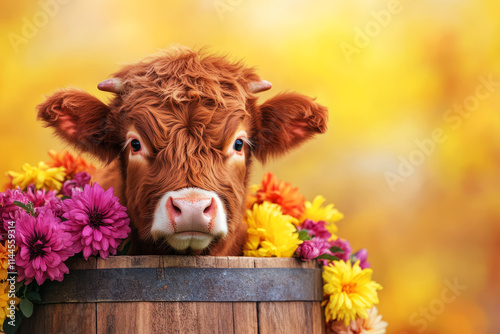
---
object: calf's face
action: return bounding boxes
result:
[119,91,255,254]
[37,47,328,255]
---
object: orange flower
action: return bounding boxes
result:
[47,150,95,179]
[247,172,305,219]
[0,242,8,281]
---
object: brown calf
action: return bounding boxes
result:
[37,46,328,256]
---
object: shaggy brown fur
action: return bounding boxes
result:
[37,46,328,255]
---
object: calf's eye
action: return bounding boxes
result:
[233,138,244,152]
[131,139,142,152]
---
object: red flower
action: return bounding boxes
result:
[248,172,306,219]
[47,150,95,179]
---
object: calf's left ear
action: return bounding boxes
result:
[37,89,123,164]
[252,92,328,162]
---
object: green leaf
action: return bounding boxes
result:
[2,314,22,334]
[13,201,35,216]
[26,291,42,303]
[14,282,24,294]
[19,299,33,318]
[316,254,340,262]
[297,230,312,241]
[12,201,28,210]
[21,285,27,299]
[329,246,344,254]
[350,254,358,263]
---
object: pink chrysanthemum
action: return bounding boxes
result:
[299,219,332,240]
[313,238,352,267]
[296,238,330,261]
[61,172,92,197]
[62,184,131,259]
[41,196,64,218]
[0,186,62,227]
[330,238,352,262]
[16,210,74,285]
[24,184,64,217]
[352,249,370,269]
[0,187,28,235]
[25,184,57,208]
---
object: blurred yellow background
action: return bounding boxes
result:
[1,1,499,333]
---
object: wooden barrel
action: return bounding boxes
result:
[19,256,325,334]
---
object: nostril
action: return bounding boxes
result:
[203,201,211,214]
[203,198,216,218]
[166,197,182,219]
[172,203,181,214]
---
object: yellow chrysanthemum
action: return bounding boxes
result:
[244,202,302,257]
[0,283,20,331]
[322,260,382,326]
[0,242,8,281]
[0,287,8,330]
[301,195,344,239]
[6,162,66,191]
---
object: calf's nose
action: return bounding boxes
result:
[166,196,217,232]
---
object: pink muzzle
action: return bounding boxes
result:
[165,196,217,233]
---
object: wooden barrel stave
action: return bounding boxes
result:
[18,256,324,334]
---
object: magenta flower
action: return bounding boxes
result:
[313,238,352,267]
[24,184,64,217]
[330,238,352,262]
[296,220,351,265]
[25,184,57,208]
[296,239,323,261]
[299,219,331,240]
[0,187,28,235]
[0,186,63,230]
[61,181,76,198]
[353,249,370,269]
[296,238,334,262]
[61,172,92,197]
[73,172,92,185]
[62,183,131,259]
[16,210,74,285]
[41,196,64,217]
[0,187,27,217]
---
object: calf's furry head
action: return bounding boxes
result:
[37,46,328,255]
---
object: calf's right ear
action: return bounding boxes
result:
[37,89,123,163]
[252,92,328,163]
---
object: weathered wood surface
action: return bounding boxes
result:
[18,256,325,334]
[255,258,325,334]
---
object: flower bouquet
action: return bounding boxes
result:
[244,172,388,333]
[0,151,131,333]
